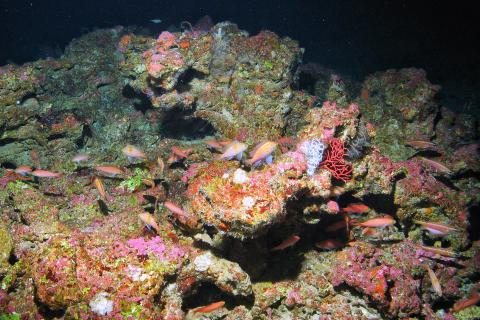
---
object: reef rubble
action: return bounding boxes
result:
[0,21,479,319]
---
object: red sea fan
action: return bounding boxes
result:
[321,138,352,182]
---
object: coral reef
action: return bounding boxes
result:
[0,21,479,319]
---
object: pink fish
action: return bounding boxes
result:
[272,235,300,251]
[414,220,457,235]
[164,201,198,227]
[14,165,32,175]
[164,201,186,217]
[355,215,395,228]
[217,141,247,161]
[72,153,89,163]
[246,141,277,166]
[419,157,452,175]
[325,220,347,232]
[94,166,124,177]
[341,203,370,214]
[122,144,146,160]
[31,169,62,178]
[204,139,223,151]
[315,239,345,250]
[168,146,192,164]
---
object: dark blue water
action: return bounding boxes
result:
[1,0,479,113]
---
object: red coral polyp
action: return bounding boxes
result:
[321,138,352,182]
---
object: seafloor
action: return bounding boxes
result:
[0,21,479,320]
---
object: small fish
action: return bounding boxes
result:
[204,139,223,151]
[217,141,247,161]
[72,153,89,163]
[217,139,232,147]
[361,227,382,237]
[271,235,300,251]
[419,245,457,258]
[141,178,155,188]
[414,220,458,236]
[92,176,106,199]
[419,157,452,175]
[315,239,345,250]
[150,19,162,24]
[355,215,395,228]
[94,166,123,177]
[168,146,192,164]
[405,140,437,150]
[325,220,347,232]
[156,156,165,174]
[31,169,62,178]
[194,301,225,313]
[451,291,480,313]
[424,264,442,297]
[138,212,160,234]
[246,141,278,166]
[14,165,32,175]
[122,144,146,161]
[341,203,370,214]
[172,146,193,159]
[164,201,187,217]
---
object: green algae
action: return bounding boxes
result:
[454,306,480,320]
[119,168,152,192]
[121,302,144,320]
[0,220,13,273]
[0,313,20,320]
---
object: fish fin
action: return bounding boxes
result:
[265,155,273,165]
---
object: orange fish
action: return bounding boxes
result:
[122,144,146,160]
[361,227,382,237]
[424,264,442,297]
[355,215,395,228]
[451,291,480,313]
[271,235,300,251]
[14,165,32,175]
[172,146,192,158]
[92,176,106,199]
[217,141,247,161]
[405,140,437,150]
[315,239,345,250]
[31,169,62,178]
[341,203,370,214]
[194,301,225,313]
[94,166,124,177]
[168,146,192,164]
[246,141,277,166]
[138,212,160,234]
[414,220,458,236]
[419,157,452,175]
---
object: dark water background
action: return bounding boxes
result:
[1,0,478,114]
